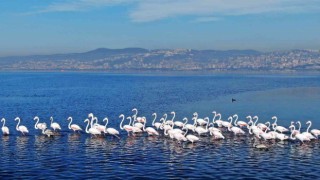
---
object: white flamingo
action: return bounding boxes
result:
[165,111,175,126]
[183,117,196,132]
[228,116,245,136]
[272,116,288,133]
[174,116,187,128]
[194,112,207,126]
[67,117,82,133]
[233,114,248,128]
[119,114,133,136]
[34,116,47,130]
[195,117,210,136]
[15,117,29,135]
[152,113,162,130]
[50,117,61,132]
[127,116,142,134]
[142,117,159,136]
[301,121,316,140]
[214,113,224,127]
[132,108,145,123]
[184,128,200,144]
[93,117,106,133]
[42,128,54,137]
[1,118,9,135]
[289,124,310,143]
[103,117,120,139]
[84,118,101,137]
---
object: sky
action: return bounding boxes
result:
[1,0,320,56]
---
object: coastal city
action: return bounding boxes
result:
[0,48,319,71]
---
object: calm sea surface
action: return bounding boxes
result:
[0,72,320,179]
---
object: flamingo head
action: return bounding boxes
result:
[103,118,108,122]
[246,115,251,119]
[233,114,238,118]
[306,120,311,124]
[193,112,198,116]
[1,118,5,122]
[88,113,94,118]
[171,111,175,115]
[15,117,20,121]
[119,114,124,118]
[212,111,217,114]
[67,117,72,121]
[152,113,156,116]
[84,119,89,123]
[34,116,39,120]
[271,116,277,120]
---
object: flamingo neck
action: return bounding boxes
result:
[85,120,90,133]
[233,115,238,126]
[120,115,125,130]
[104,118,109,133]
[307,122,312,133]
[34,117,39,129]
[212,112,217,123]
[1,119,5,128]
[16,118,20,130]
[290,126,296,140]
[171,112,175,122]
[254,117,258,126]
[127,117,132,126]
[152,113,157,126]
[68,118,72,129]
[297,122,301,132]
[228,117,232,131]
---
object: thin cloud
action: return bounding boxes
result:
[26,0,320,22]
[193,17,221,23]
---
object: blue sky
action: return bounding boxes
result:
[1,0,320,56]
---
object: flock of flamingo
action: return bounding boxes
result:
[1,108,320,146]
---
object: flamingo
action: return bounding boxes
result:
[290,121,300,136]
[1,118,9,135]
[84,118,101,137]
[248,116,263,138]
[260,125,273,140]
[93,117,106,133]
[15,117,29,135]
[103,117,120,139]
[34,116,47,130]
[233,114,248,128]
[228,116,245,136]
[132,108,145,123]
[165,111,175,126]
[50,117,61,132]
[184,128,200,144]
[67,117,82,133]
[214,113,224,127]
[272,116,288,133]
[183,117,196,132]
[208,123,221,133]
[42,128,54,137]
[119,114,133,136]
[301,121,316,140]
[142,117,159,136]
[194,112,207,126]
[127,117,142,134]
[209,128,225,140]
[195,117,210,136]
[152,113,162,130]
[310,121,320,138]
[289,124,310,143]
[174,116,187,128]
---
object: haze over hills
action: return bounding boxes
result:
[0,48,319,71]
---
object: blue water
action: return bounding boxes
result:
[1,72,320,179]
